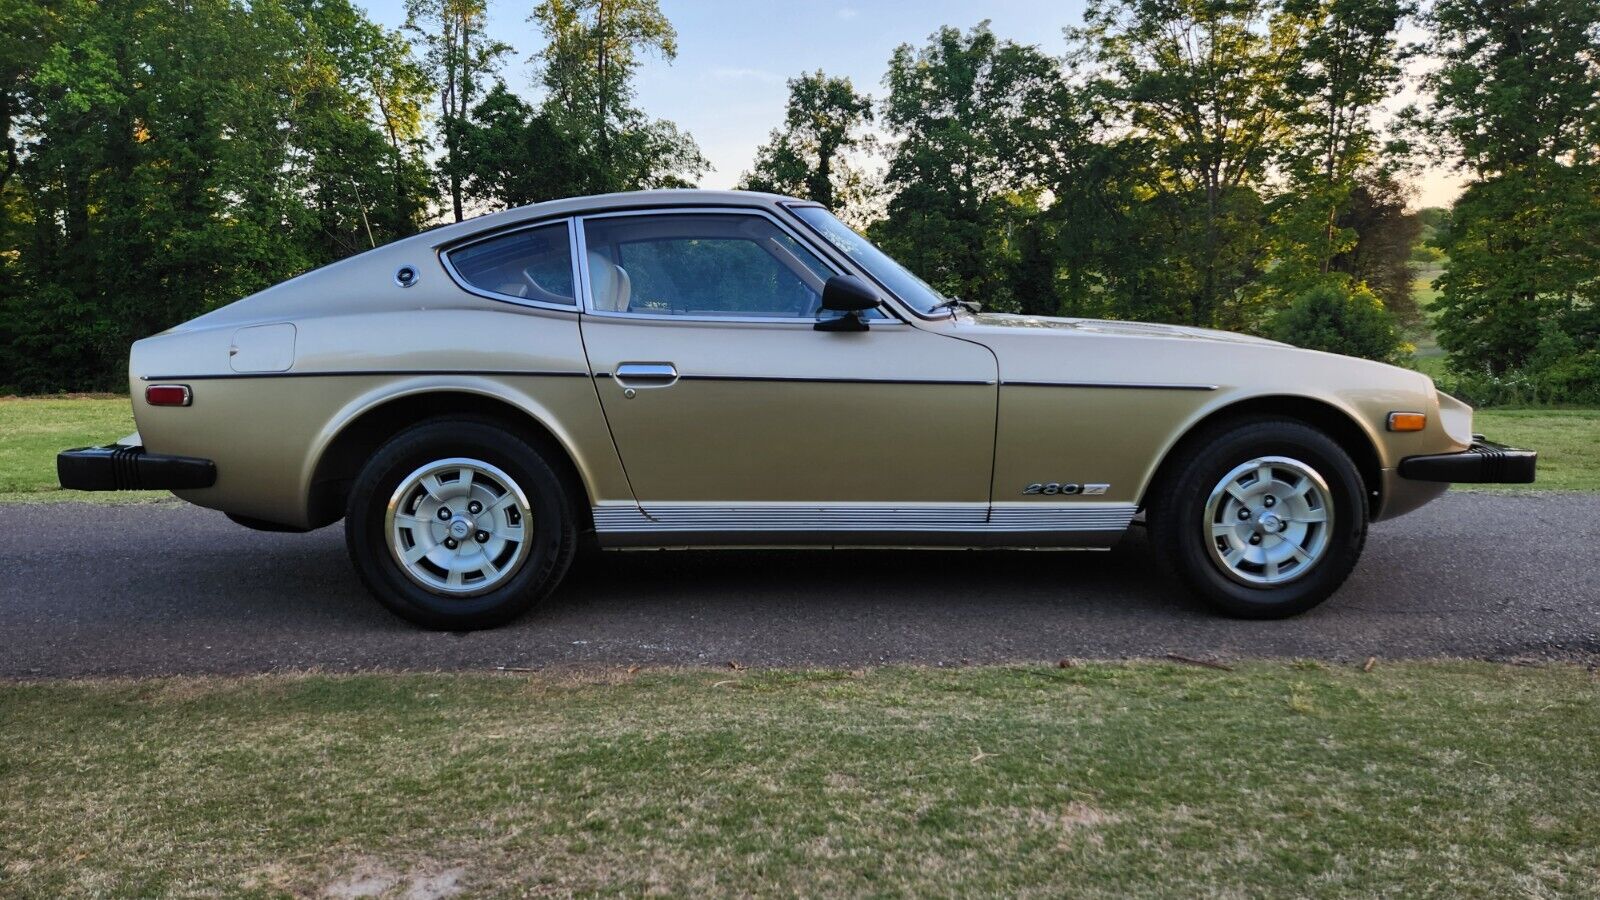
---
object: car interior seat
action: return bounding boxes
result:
[587,251,631,312]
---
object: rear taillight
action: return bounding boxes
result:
[145,384,192,407]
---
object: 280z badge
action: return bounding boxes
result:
[1022,482,1109,496]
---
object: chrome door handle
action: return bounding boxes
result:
[614,362,678,387]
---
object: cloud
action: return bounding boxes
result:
[836,6,860,19]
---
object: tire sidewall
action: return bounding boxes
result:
[1160,421,1367,617]
[346,419,572,628]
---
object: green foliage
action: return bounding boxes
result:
[738,71,876,220]
[872,23,1071,313]
[1269,282,1407,364]
[1266,0,1411,294]
[4,0,1597,401]
[0,0,711,393]
[525,0,707,196]
[404,0,510,222]
[1328,171,1423,328]
[1438,324,1600,408]
[1070,0,1296,329]
[1,0,435,393]
[1415,206,1450,246]
[1432,170,1600,376]
[1414,0,1600,382]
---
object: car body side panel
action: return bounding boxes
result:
[928,314,1468,516]
[131,305,626,528]
[578,317,999,505]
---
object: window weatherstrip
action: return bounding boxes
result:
[573,206,905,326]
[438,217,582,312]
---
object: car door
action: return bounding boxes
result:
[575,207,999,543]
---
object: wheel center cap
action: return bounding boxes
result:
[1257,513,1284,534]
[448,517,474,540]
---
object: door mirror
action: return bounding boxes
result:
[816,275,878,332]
[821,275,879,312]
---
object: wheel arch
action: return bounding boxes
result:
[1138,394,1385,516]
[305,387,595,531]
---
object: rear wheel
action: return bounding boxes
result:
[345,418,577,629]
[1148,419,1367,619]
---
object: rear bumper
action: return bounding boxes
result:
[1398,438,1536,484]
[57,445,217,491]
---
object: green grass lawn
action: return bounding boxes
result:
[1473,408,1600,491]
[0,395,166,503]
[2,663,1596,897]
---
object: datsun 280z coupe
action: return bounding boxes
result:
[59,190,1537,628]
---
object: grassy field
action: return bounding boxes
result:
[1468,408,1600,491]
[0,395,167,503]
[2,663,1597,897]
[5,395,1593,501]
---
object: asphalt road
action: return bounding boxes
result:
[2,492,1597,677]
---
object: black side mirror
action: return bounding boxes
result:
[815,275,878,332]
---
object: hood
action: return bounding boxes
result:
[962,312,1289,347]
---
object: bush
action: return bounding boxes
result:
[1268,283,1407,364]
[1438,326,1600,406]
[1410,244,1445,265]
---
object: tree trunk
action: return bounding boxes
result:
[596,0,609,191]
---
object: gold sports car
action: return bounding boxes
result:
[59,190,1536,628]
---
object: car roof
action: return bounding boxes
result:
[415,189,806,251]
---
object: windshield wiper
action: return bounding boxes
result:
[930,296,982,315]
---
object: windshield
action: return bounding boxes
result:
[789,206,948,315]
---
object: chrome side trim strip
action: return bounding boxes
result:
[986,506,1139,530]
[139,370,589,381]
[593,503,1137,534]
[1001,381,1218,391]
[599,374,995,387]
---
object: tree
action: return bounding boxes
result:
[1269,282,1405,363]
[1415,0,1600,375]
[1,0,438,393]
[405,0,508,221]
[739,70,875,214]
[1267,0,1411,294]
[1328,171,1422,329]
[453,84,587,207]
[529,0,705,194]
[1071,0,1298,329]
[874,22,1070,310]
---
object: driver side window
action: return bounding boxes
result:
[581,213,862,319]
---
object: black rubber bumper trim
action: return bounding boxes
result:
[1398,439,1537,484]
[57,445,217,491]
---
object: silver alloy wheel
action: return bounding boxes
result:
[1203,456,1334,587]
[385,457,533,596]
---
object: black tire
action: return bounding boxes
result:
[344,417,577,629]
[1147,418,1368,619]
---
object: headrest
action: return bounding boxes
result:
[587,251,631,312]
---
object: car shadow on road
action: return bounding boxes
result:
[111,521,1211,634]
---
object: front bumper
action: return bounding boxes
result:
[1399,437,1537,484]
[58,445,217,491]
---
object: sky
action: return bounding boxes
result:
[360,0,1462,207]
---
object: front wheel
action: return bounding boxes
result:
[344,418,577,629]
[1148,419,1368,619]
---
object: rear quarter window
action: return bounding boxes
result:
[448,222,575,305]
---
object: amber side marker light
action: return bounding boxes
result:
[145,384,192,407]
[1387,411,1426,432]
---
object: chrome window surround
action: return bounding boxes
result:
[779,201,955,323]
[573,207,906,327]
[438,217,584,314]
